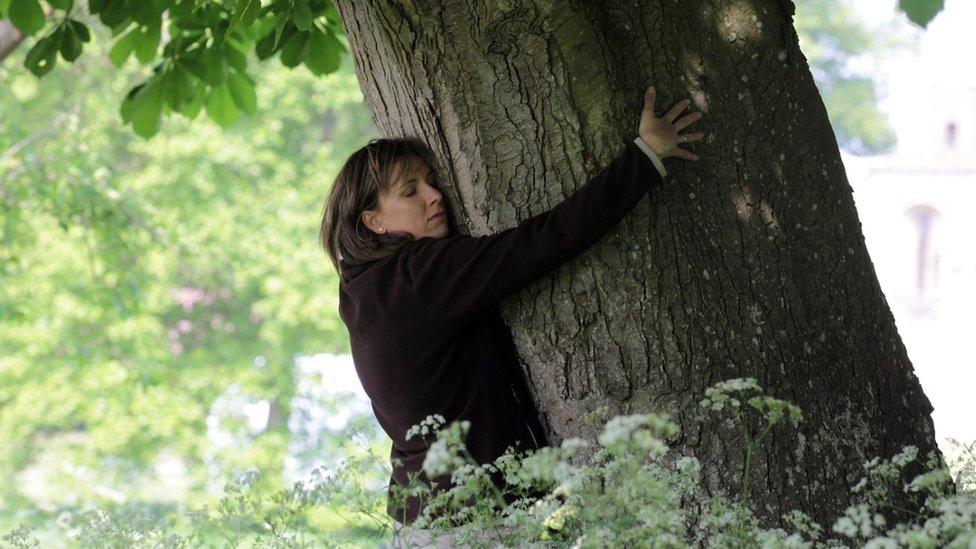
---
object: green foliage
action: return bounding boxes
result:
[3,380,973,547]
[899,0,946,28]
[1,0,348,137]
[1,21,375,526]
[8,0,45,35]
[794,0,911,155]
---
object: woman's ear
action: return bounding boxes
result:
[361,210,385,235]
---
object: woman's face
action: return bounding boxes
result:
[361,157,449,240]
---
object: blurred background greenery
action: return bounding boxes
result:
[0,0,925,546]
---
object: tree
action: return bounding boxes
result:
[794,0,908,154]
[0,26,375,513]
[0,0,950,531]
[331,0,943,529]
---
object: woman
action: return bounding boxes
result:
[319,85,703,544]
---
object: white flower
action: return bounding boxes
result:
[598,415,646,448]
[422,438,463,477]
[560,437,590,454]
[406,413,447,441]
[832,504,879,539]
[863,536,898,549]
[892,446,919,467]
[833,516,857,538]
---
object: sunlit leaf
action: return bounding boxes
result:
[133,22,162,64]
[9,0,45,35]
[205,82,240,127]
[108,27,138,66]
[304,28,342,76]
[226,72,257,115]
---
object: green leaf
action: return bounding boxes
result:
[131,0,166,26]
[256,25,282,59]
[87,0,107,14]
[181,83,207,120]
[59,23,84,61]
[303,28,342,75]
[179,56,210,82]
[9,0,45,35]
[133,22,162,64]
[162,65,195,110]
[120,81,164,137]
[200,46,227,85]
[98,0,129,27]
[292,0,313,32]
[47,0,73,10]
[226,71,256,115]
[898,0,945,28]
[23,29,61,76]
[223,44,247,71]
[108,19,131,36]
[278,30,308,68]
[226,0,262,38]
[205,83,240,127]
[272,13,288,48]
[323,0,340,25]
[131,81,164,138]
[108,27,138,67]
[68,19,91,42]
[120,82,145,123]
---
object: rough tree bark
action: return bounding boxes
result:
[333,0,942,528]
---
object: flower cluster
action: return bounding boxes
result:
[405,413,446,442]
[5,380,975,548]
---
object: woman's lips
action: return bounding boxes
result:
[429,212,445,221]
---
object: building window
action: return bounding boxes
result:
[905,205,940,301]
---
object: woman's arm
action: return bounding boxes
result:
[399,86,704,325]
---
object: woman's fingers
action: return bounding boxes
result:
[673,111,702,131]
[664,98,691,123]
[678,132,705,143]
[644,86,657,112]
[640,88,705,162]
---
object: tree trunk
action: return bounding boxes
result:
[333,0,942,528]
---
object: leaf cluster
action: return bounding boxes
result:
[2,0,348,137]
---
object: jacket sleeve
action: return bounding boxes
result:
[400,138,665,325]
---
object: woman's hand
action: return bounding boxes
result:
[639,86,704,161]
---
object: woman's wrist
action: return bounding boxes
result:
[633,136,668,178]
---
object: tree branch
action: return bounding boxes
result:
[0,20,26,65]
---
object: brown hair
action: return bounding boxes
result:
[319,136,438,278]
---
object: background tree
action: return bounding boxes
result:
[0,23,382,539]
[794,0,909,154]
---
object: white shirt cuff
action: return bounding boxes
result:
[633,136,668,178]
